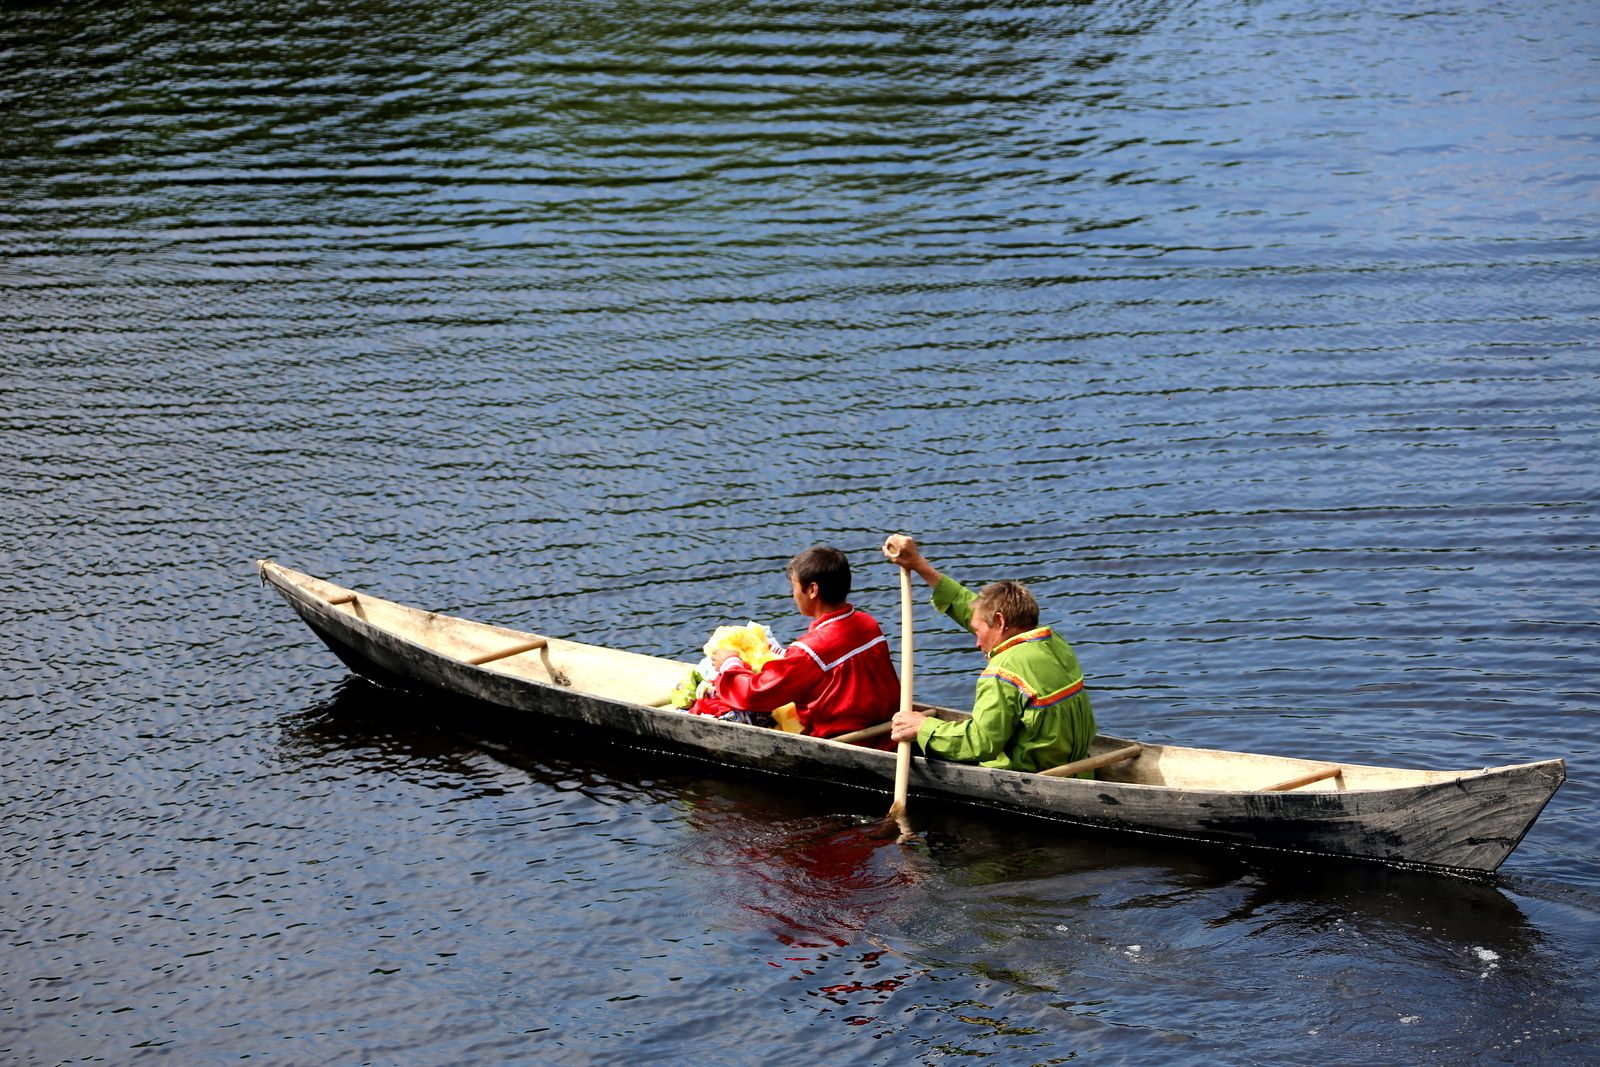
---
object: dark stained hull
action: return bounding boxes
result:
[259,560,1565,874]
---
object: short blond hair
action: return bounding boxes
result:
[972,579,1038,631]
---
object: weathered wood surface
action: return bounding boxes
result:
[257,560,1566,874]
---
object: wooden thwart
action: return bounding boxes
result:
[830,721,893,745]
[327,593,357,606]
[1040,743,1144,779]
[467,637,550,667]
[1262,765,1343,792]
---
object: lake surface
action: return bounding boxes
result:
[3,0,1598,1062]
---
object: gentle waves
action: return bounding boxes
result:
[3,1,1598,1062]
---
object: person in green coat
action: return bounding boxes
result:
[883,533,1096,775]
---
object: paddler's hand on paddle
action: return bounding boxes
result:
[890,708,926,744]
[882,532,921,567]
[883,533,942,588]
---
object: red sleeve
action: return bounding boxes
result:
[713,645,823,713]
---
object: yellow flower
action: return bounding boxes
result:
[703,621,782,672]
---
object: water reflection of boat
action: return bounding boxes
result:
[662,782,1541,973]
[280,675,673,802]
[259,561,1566,875]
[1212,857,1539,955]
[283,683,922,1016]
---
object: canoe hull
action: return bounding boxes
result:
[260,561,1565,874]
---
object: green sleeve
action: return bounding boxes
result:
[915,674,1022,766]
[930,574,978,633]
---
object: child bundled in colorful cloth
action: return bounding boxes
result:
[674,545,899,739]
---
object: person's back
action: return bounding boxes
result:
[779,602,898,736]
[712,546,899,738]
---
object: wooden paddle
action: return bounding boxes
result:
[886,562,914,837]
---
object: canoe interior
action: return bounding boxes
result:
[280,565,693,710]
[262,561,1511,796]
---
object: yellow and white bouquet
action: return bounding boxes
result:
[702,621,783,671]
[668,621,784,710]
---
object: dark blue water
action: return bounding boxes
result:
[4,1,1598,1062]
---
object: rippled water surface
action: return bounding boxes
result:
[4,1,1598,1062]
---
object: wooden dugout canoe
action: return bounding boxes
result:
[257,560,1565,875]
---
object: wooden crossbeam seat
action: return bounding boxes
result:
[1262,765,1343,792]
[1040,743,1144,779]
[466,637,550,667]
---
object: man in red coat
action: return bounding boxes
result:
[710,545,900,738]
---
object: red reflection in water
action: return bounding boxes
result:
[677,793,924,1024]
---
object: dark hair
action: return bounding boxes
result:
[787,545,851,604]
[973,579,1039,631]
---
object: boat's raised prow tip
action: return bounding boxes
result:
[256,558,296,586]
[1504,755,1568,785]
[256,559,306,591]
[1542,756,1568,788]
